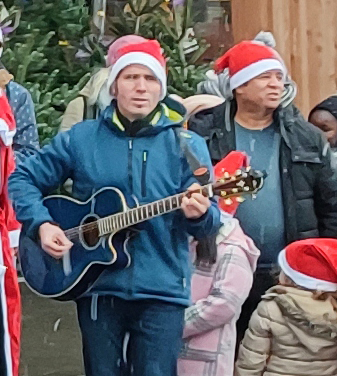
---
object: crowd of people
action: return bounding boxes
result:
[0,28,336,376]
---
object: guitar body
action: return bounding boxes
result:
[18,167,265,302]
[19,188,134,301]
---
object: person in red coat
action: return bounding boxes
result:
[0,87,21,376]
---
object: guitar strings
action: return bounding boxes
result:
[62,173,253,240]
[63,191,188,239]
[62,181,216,239]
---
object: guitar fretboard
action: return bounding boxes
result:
[97,184,213,236]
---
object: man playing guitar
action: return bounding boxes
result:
[9,39,221,376]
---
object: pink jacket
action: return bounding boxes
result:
[178,219,260,376]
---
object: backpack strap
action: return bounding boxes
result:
[92,103,98,119]
[174,127,210,185]
[175,127,217,263]
[81,95,100,121]
[80,95,88,120]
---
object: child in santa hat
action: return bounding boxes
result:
[235,238,337,376]
[178,151,260,376]
[0,87,21,376]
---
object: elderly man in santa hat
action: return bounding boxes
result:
[9,39,221,376]
[188,40,337,345]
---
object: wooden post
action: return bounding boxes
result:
[231,0,337,117]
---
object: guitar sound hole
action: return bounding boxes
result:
[81,216,100,248]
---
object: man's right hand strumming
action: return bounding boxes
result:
[39,222,73,259]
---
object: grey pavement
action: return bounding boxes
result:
[19,282,84,376]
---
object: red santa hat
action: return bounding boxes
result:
[214,40,286,91]
[107,39,167,100]
[0,89,15,146]
[278,238,337,292]
[214,151,249,216]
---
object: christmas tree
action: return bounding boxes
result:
[4,0,97,86]
[2,0,104,144]
[2,0,211,144]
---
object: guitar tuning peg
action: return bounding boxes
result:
[224,171,230,178]
[235,170,242,176]
[246,166,251,172]
[224,198,233,205]
[236,196,245,203]
[252,194,257,200]
[221,191,227,197]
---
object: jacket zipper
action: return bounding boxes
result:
[127,139,134,296]
[128,139,133,192]
[141,150,148,197]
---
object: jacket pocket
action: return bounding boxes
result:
[181,342,217,362]
[141,150,148,198]
[292,151,322,164]
[291,151,322,193]
[171,225,188,291]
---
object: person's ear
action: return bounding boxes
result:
[235,86,243,95]
[111,82,117,97]
[235,82,249,96]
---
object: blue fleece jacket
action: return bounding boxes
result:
[9,98,221,306]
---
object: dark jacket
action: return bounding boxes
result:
[188,100,337,244]
[9,98,221,306]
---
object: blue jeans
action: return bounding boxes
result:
[76,296,185,376]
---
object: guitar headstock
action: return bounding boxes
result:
[213,167,265,202]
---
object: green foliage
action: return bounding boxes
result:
[108,0,210,97]
[26,72,91,146]
[2,0,104,143]
[4,0,96,87]
[1,0,211,145]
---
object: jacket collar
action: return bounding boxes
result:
[228,99,293,150]
[102,96,186,137]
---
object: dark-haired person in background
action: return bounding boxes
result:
[309,96,337,156]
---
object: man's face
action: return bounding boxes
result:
[309,110,337,147]
[113,64,161,121]
[236,70,284,111]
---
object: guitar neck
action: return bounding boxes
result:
[97,183,213,236]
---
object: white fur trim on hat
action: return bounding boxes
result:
[230,59,286,90]
[107,52,167,100]
[278,249,337,292]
